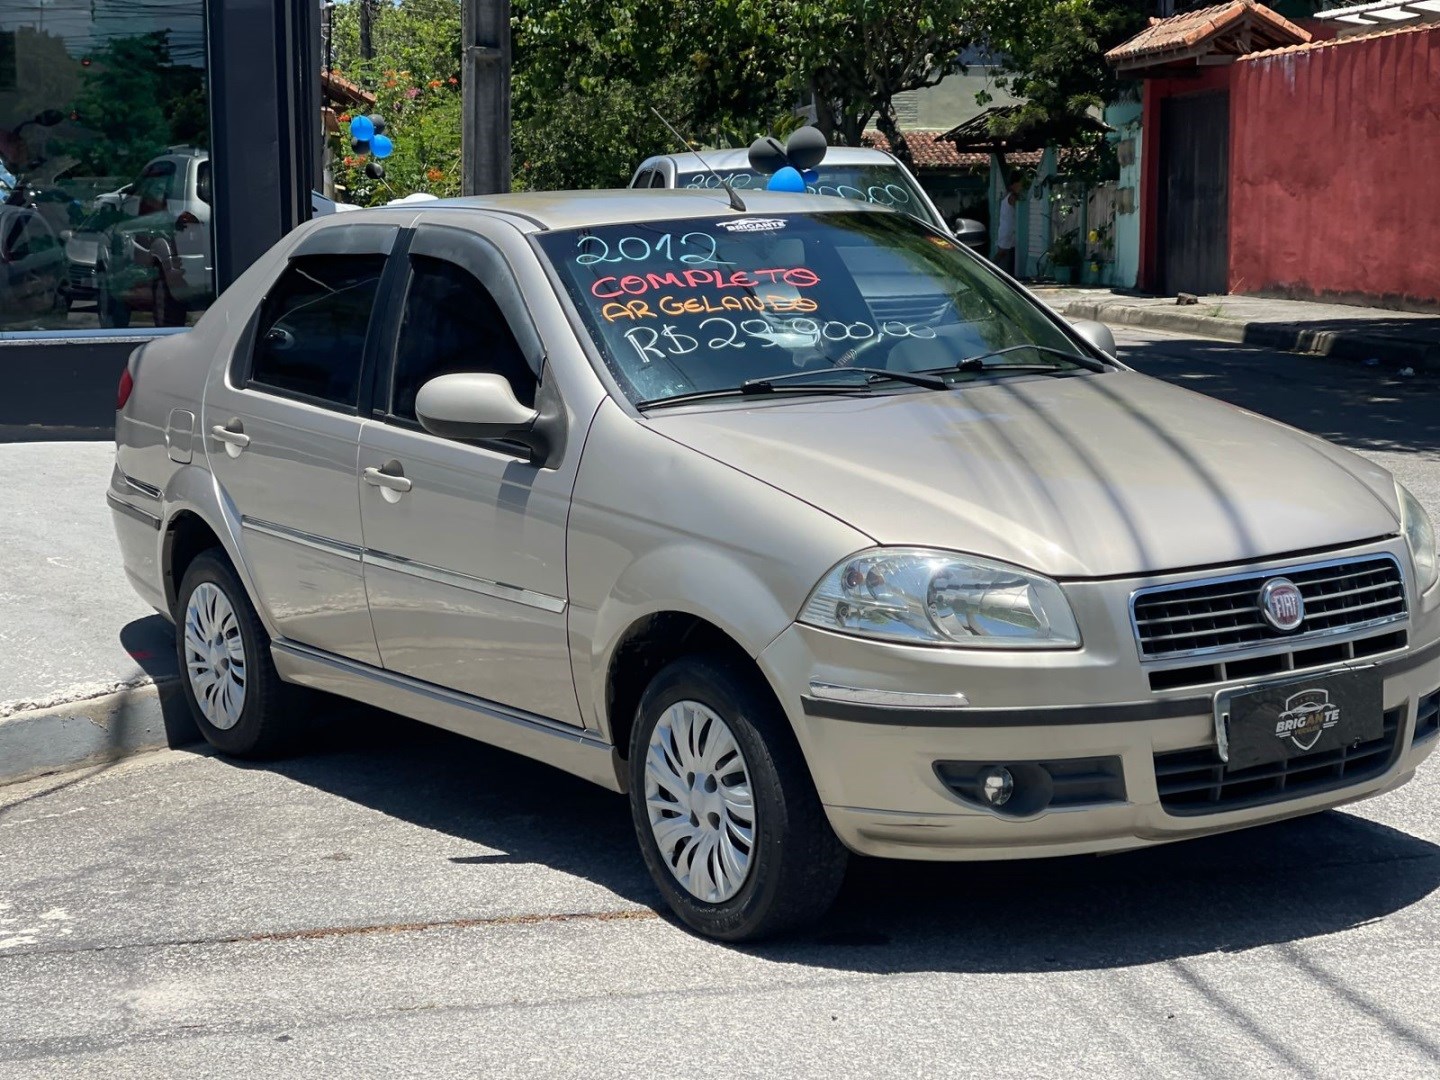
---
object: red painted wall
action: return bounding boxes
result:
[1229,26,1440,307]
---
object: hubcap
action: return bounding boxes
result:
[183,582,247,730]
[644,700,755,903]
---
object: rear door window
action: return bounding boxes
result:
[249,254,386,409]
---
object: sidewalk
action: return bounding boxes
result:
[0,443,191,785]
[1033,287,1440,372]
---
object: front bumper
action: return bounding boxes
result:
[757,540,1440,861]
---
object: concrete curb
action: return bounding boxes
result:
[1057,300,1440,372]
[0,679,198,787]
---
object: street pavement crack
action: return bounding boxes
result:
[0,908,660,960]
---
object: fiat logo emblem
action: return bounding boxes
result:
[1259,578,1305,632]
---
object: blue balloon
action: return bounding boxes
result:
[801,168,819,185]
[767,166,806,193]
[371,133,394,159]
[349,115,375,141]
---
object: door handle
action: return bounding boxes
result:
[364,461,412,502]
[210,420,250,458]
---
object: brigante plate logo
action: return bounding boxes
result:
[716,218,788,233]
[1275,688,1341,751]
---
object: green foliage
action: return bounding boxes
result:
[329,1,466,204]
[324,0,1151,196]
[980,0,1148,163]
[63,33,205,177]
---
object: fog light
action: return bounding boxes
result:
[979,766,1014,807]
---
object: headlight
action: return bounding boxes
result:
[1397,481,1438,593]
[799,547,1081,648]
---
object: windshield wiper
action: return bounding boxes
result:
[740,367,948,393]
[635,367,946,411]
[947,343,1108,374]
[636,383,876,411]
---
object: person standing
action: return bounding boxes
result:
[994,178,1022,276]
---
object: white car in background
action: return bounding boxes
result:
[631,145,989,253]
[97,148,213,328]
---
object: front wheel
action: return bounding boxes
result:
[628,655,848,941]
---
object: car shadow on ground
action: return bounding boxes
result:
[233,700,1440,977]
[1118,337,1440,457]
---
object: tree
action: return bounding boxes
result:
[328,1,466,204]
[65,34,177,178]
[979,1,1148,152]
[785,1,987,168]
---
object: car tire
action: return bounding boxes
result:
[174,549,301,758]
[627,654,848,941]
[153,270,185,327]
[98,275,130,329]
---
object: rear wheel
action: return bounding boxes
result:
[97,273,130,328]
[628,655,848,941]
[153,269,185,327]
[175,550,299,758]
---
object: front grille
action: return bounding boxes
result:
[1154,706,1401,815]
[1146,628,1408,693]
[67,263,96,289]
[1133,555,1405,661]
[1417,690,1440,742]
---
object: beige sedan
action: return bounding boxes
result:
[108,190,1440,940]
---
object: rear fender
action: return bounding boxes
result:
[161,464,280,640]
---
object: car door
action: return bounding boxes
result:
[202,223,399,665]
[357,221,581,725]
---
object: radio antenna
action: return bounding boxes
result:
[650,107,746,213]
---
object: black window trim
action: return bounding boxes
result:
[240,223,400,414]
[365,224,542,461]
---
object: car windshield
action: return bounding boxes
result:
[536,212,1088,407]
[676,165,942,229]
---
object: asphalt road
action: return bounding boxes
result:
[2,329,1439,1078]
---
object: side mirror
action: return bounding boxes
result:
[1069,319,1116,358]
[416,371,541,445]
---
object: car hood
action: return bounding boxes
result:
[643,371,1399,579]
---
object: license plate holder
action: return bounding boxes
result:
[1214,667,1384,772]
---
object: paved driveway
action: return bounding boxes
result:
[2,330,1438,1078]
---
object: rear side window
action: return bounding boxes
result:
[250,254,386,408]
[196,162,212,205]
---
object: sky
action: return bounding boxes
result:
[0,0,207,67]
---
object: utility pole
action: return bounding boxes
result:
[359,0,375,61]
[462,0,511,195]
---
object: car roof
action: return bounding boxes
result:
[363,188,893,232]
[649,146,903,172]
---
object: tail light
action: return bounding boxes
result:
[175,211,200,232]
[117,367,134,410]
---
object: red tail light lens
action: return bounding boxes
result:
[117,367,134,410]
[175,211,200,232]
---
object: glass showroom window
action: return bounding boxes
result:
[0,1,212,332]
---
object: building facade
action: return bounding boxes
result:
[0,0,320,435]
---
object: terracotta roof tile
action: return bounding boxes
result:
[322,70,378,109]
[1242,17,1436,57]
[1105,1,1309,67]
[860,130,1016,169]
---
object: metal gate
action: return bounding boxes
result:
[1159,92,1229,296]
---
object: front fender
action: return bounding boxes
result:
[566,400,872,738]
